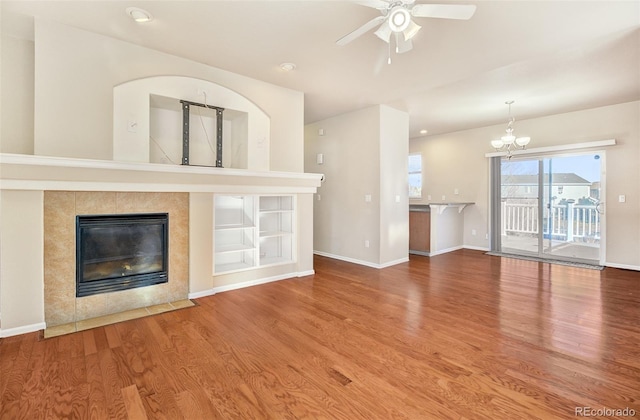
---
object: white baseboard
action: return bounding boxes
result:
[380,257,409,268]
[0,322,47,338]
[188,271,310,300]
[463,245,490,252]
[297,269,315,277]
[313,251,408,269]
[604,262,640,271]
[428,245,464,257]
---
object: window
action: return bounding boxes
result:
[408,154,422,199]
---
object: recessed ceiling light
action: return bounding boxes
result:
[279,62,296,72]
[420,129,428,135]
[126,7,153,23]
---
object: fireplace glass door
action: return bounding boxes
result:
[76,213,169,297]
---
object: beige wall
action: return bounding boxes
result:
[305,105,409,267]
[410,100,640,269]
[0,36,34,154]
[379,105,410,265]
[0,190,45,331]
[30,18,304,172]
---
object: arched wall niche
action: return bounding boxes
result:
[113,76,270,170]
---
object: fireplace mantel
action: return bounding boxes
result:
[0,153,320,338]
[0,153,323,193]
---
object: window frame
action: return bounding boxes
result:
[408,153,423,199]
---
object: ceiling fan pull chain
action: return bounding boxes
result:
[388,40,392,64]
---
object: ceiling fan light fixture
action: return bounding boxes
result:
[126,7,153,23]
[374,21,392,42]
[403,20,421,41]
[388,7,411,33]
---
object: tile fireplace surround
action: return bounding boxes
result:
[44,191,189,327]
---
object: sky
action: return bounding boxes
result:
[503,153,602,183]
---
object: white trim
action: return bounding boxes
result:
[0,322,47,338]
[380,257,410,268]
[313,251,381,268]
[604,262,640,272]
[0,153,324,182]
[464,245,490,252]
[297,270,315,277]
[188,272,304,299]
[484,139,616,158]
[428,245,464,256]
[0,180,318,194]
[313,251,408,269]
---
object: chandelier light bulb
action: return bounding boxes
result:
[501,135,515,144]
[491,140,504,149]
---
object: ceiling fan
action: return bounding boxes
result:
[337,1,477,56]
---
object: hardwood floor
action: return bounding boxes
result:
[1,250,639,419]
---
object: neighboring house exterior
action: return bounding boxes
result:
[502,173,594,203]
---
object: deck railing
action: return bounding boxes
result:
[502,202,600,242]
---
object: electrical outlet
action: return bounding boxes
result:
[454,189,459,195]
[442,195,446,201]
[427,195,432,201]
[365,194,372,202]
[395,195,400,203]
[364,240,370,248]
[471,229,477,236]
[619,195,626,203]
[317,194,321,201]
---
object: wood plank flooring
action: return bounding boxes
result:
[1,250,639,419]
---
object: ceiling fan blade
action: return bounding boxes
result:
[411,4,477,20]
[337,15,386,46]
[351,0,391,10]
[395,33,413,53]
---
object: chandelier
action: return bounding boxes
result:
[491,101,531,158]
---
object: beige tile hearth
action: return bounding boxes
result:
[44,299,195,338]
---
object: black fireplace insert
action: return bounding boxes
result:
[76,213,169,297]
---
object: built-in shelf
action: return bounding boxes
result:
[214,194,295,274]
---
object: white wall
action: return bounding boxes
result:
[32,18,303,172]
[0,35,34,154]
[305,105,409,267]
[410,100,640,269]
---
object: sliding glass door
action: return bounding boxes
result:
[496,152,603,264]
[501,158,540,255]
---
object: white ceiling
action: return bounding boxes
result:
[2,0,639,138]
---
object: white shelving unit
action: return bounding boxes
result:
[213,195,295,275]
[259,196,294,267]
[213,195,257,274]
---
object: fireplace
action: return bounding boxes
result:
[76,213,169,297]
